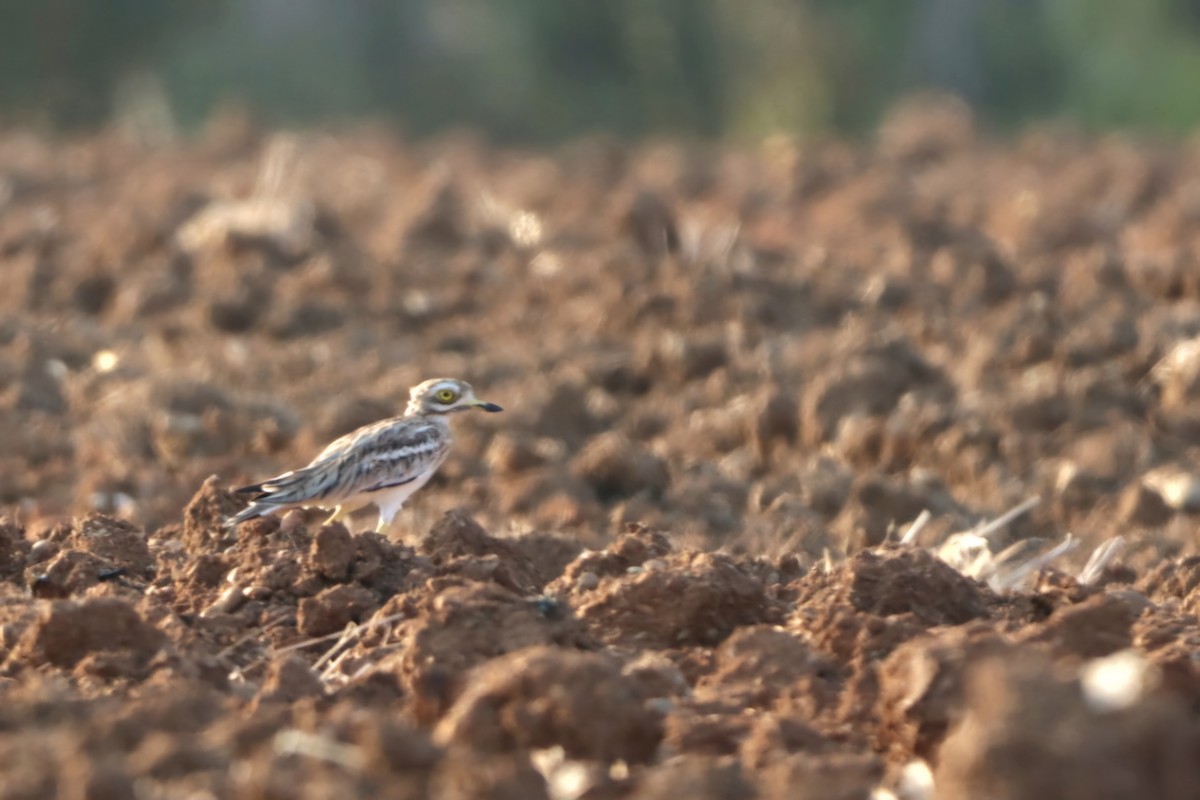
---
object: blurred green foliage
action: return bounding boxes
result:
[3,0,1200,139]
[0,0,212,128]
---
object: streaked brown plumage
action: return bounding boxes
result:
[226,378,502,533]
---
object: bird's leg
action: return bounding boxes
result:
[323,506,344,526]
[375,504,402,535]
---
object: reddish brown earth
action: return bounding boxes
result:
[3,98,1200,797]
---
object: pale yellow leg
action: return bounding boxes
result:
[374,514,388,534]
[323,506,344,526]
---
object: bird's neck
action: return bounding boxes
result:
[404,406,452,425]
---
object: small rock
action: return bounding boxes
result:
[201,585,246,617]
[28,538,58,564]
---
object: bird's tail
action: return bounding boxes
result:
[223,469,312,530]
[223,502,267,530]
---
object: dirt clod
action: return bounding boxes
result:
[296,584,379,637]
[795,545,991,628]
[572,432,671,501]
[571,550,779,648]
[435,646,663,763]
[310,522,354,582]
[394,582,590,721]
[6,120,1200,798]
[934,653,1200,800]
[875,624,1011,764]
[256,656,326,705]
[696,626,838,712]
[182,476,241,553]
[14,597,164,672]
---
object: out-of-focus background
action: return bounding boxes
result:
[4,0,1200,139]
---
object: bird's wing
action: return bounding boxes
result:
[307,416,404,465]
[235,418,449,508]
[340,420,451,495]
[286,418,448,500]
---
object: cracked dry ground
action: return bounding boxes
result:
[5,99,1200,797]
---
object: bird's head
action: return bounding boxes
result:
[406,378,503,416]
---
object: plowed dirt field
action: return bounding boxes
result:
[3,100,1200,798]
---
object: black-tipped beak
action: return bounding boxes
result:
[477,401,503,413]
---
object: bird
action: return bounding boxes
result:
[226,378,502,534]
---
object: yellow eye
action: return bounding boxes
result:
[436,389,458,404]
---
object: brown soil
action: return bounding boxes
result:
[3,100,1200,797]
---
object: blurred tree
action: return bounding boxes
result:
[5,0,1200,138]
[1046,0,1200,131]
[163,1,373,127]
[804,0,915,133]
[354,0,725,141]
[976,1,1066,126]
[0,0,218,128]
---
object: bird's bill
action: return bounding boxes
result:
[473,400,503,412]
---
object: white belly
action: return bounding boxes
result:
[365,469,437,526]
